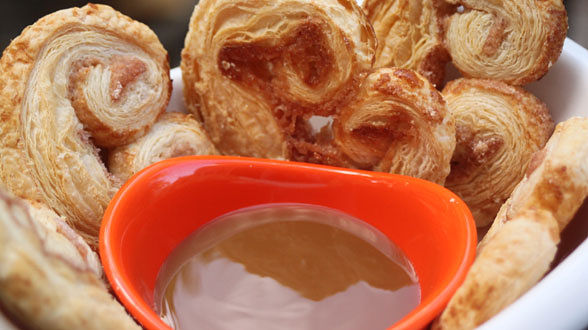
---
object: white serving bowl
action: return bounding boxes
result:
[167,38,588,329]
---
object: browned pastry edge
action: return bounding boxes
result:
[443,0,567,85]
[0,3,171,247]
[443,78,554,226]
[363,0,452,87]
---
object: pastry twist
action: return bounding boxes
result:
[181,0,377,159]
[443,78,553,227]
[362,0,450,87]
[334,68,455,185]
[182,0,456,183]
[0,188,139,329]
[444,0,567,85]
[109,113,218,182]
[435,117,588,329]
[0,4,171,247]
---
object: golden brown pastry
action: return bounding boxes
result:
[482,117,588,246]
[0,4,171,247]
[433,209,558,330]
[435,117,588,329]
[182,0,456,183]
[334,68,455,185]
[444,0,567,85]
[362,0,450,87]
[0,188,139,329]
[109,112,218,182]
[181,0,377,160]
[443,78,553,227]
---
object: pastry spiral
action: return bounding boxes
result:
[0,4,171,247]
[334,68,455,185]
[109,113,218,182]
[443,78,553,227]
[444,0,567,85]
[0,188,139,329]
[435,118,588,329]
[181,0,376,160]
[362,0,450,87]
[182,0,456,183]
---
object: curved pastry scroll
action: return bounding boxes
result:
[444,0,567,85]
[182,0,457,183]
[0,188,139,329]
[109,113,218,182]
[0,4,171,247]
[334,68,455,185]
[362,0,450,87]
[181,0,376,160]
[443,78,553,227]
[435,118,588,329]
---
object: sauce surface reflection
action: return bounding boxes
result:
[154,204,420,330]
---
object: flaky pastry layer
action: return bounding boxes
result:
[181,0,377,159]
[435,117,588,329]
[109,112,218,182]
[363,0,450,87]
[444,0,567,85]
[335,68,455,184]
[182,0,457,183]
[0,188,138,329]
[443,78,553,227]
[0,4,171,247]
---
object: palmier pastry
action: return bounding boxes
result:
[334,68,455,185]
[109,112,218,182]
[435,117,588,329]
[362,0,450,87]
[0,4,171,247]
[444,0,567,85]
[443,78,553,227]
[182,0,456,183]
[0,188,139,329]
[181,0,377,160]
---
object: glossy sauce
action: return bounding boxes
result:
[154,204,420,330]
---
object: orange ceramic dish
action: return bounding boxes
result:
[100,156,476,329]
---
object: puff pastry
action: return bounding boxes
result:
[435,117,588,329]
[362,0,450,87]
[109,112,218,182]
[334,68,455,184]
[181,0,377,160]
[0,188,139,329]
[182,0,457,183]
[0,4,171,247]
[443,78,553,227]
[444,0,567,85]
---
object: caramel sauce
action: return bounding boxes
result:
[154,204,420,330]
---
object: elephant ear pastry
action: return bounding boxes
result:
[334,68,456,185]
[181,0,376,160]
[435,118,588,329]
[362,0,450,87]
[109,112,218,182]
[0,4,171,247]
[444,0,567,85]
[443,78,553,227]
[0,188,139,329]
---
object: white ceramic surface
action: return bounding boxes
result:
[480,38,588,330]
[167,38,588,329]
